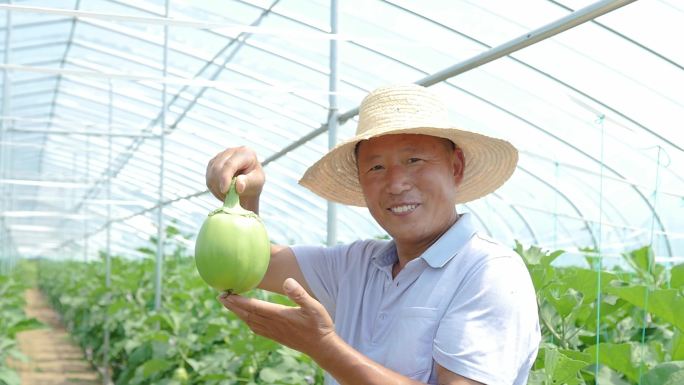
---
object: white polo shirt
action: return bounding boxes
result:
[292,213,540,385]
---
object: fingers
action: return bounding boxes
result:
[235,174,248,195]
[206,150,234,200]
[224,303,270,335]
[218,294,284,323]
[205,146,264,201]
[283,278,316,309]
[216,149,255,194]
[206,155,221,200]
[217,290,334,353]
[208,149,241,195]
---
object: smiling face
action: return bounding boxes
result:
[356,134,464,258]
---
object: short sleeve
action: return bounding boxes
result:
[291,241,367,319]
[433,255,541,385]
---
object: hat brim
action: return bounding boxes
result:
[298,127,518,207]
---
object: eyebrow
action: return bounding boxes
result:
[356,138,456,167]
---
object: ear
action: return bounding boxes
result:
[452,146,465,186]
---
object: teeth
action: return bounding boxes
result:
[390,204,417,213]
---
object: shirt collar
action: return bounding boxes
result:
[371,213,477,270]
[371,240,398,268]
[420,213,477,268]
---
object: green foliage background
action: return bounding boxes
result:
[3,228,684,384]
[36,227,323,385]
[0,262,44,385]
[519,242,684,384]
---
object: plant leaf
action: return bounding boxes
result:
[543,348,588,385]
[0,367,20,385]
[623,246,653,276]
[585,343,640,382]
[141,358,173,378]
[516,243,564,266]
[672,330,684,361]
[6,318,44,337]
[671,263,684,289]
[607,285,684,331]
[594,365,632,385]
[641,361,684,385]
[547,289,583,320]
[562,267,617,303]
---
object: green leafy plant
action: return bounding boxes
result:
[518,242,684,384]
[0,262,44,385]
[38,228,323,385]
[34,230,684,384]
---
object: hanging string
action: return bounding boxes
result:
[551,161,559,347]
[637,145,662,384]
[553,161,559,251]
[594,113,606,382]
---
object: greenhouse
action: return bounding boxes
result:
[0,0,683,384]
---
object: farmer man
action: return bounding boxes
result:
[206,84,540,384]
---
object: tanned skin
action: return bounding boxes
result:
[206,137,484,385]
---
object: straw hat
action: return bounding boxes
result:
[299,84,518,207]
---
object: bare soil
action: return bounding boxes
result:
[8,288,101,385]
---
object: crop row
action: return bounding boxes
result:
[12,239,684,384]
[0,262,43,385]
[37,251,323,385]
[518,242,684,384]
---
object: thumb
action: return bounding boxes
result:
[283,278,315,308]
[235,174,247,195]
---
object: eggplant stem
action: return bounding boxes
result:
[223,177,239,209]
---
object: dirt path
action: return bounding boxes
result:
[8,288,101,385]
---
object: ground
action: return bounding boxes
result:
[8,289,101,385]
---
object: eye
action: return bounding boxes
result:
[368,164,384,172]
[407,157,422,164]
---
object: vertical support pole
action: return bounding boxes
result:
[593,113,606,381]
[102,80,113,385]
[326,0,339,247]
[84,134,90,262]
[0,2,12,273]
[69,151,77,261]
[154,0,170,312]
[637,144,663,385]
[553,161,559,250]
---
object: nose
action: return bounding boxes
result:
[385,164,411,195]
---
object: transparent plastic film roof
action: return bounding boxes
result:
[0,0,682,267]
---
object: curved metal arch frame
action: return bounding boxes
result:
[3,0,679,258]
[381,0,683,154]
[343,30,675,254]
[61,19,337,216]
[16,80,674,258]
[293,30,647,254]
[446,80,672,256]
[4,3,368,226]
[490,192,540,245]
